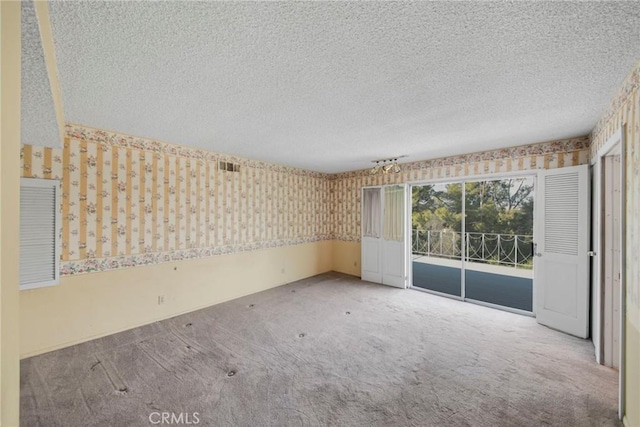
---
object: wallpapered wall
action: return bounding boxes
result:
[21,125,332,275]
[590,61,640,322]
[22,125,590,276]
[329,137,590,242]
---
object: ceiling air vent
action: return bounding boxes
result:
[219,161,240,172]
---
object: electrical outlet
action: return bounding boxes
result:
[157,295,165,305]
[281,268,285,274]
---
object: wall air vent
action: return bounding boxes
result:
[219,161,240,172]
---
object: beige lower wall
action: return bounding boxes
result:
[20,241,332,358]
[331,240,361,277]
[22,240,367,358]
[626,321,639,427]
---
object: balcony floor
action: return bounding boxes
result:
[412,255,533,312]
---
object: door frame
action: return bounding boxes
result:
[406,170,538,316]
[590,126,626,421]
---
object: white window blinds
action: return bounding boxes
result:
[20,178,60,290]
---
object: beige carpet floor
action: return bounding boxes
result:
[21,272,620,426]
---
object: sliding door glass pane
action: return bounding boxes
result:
[464,178,535,311]
[411,183,462,297]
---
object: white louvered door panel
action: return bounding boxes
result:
[20,178,60,290]
[535,165,589,337]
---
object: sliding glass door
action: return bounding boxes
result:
[463,178,535,312]
[411,176,535,313]
[411,183,463,297]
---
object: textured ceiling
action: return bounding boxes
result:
[48,1,640,173]
[21,0,61,148]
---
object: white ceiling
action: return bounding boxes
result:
[46,1,640,173]
[22,0,61,148]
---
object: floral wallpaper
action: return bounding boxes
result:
[22,124,592,276]
[591,60,640,320]
[329,136,591,242]
[21,124,332,275]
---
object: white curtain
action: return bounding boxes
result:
[383,185,404,241]
[362,188,381,238]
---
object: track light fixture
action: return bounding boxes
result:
[370,161,382,175]
[369,157,404,175]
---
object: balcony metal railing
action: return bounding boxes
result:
[412,229,534,269]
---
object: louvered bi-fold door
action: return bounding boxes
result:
[20,178,60,290]
[534,165,589,337]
